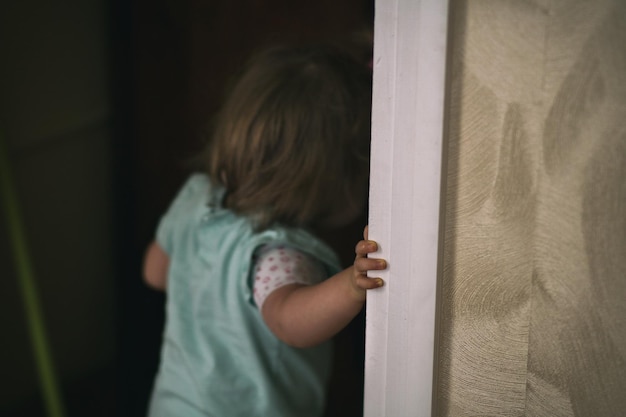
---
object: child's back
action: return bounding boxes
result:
[148,175,340,416]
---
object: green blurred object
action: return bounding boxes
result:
[0,131,66,417]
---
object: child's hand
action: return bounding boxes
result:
[352,226,386,299]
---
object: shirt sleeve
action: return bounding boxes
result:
[252,244,327,310]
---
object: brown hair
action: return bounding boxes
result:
[204,43,372,230]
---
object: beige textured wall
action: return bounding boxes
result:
[438,0,626,415]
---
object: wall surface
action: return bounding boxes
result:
[0,1,115,415]
[438,0,626,415]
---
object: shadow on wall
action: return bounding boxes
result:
[0,0,116,415]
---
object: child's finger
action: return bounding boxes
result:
[363,225,369,240]
[355,240,378,257]
[355,275,384,290]
[354,257,386,274]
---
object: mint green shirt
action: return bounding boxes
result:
[148,174,342,417]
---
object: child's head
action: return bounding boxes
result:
[204,43,372,230]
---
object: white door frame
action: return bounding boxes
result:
[364,0,450,416]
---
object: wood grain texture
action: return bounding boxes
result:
[438,0,626,415]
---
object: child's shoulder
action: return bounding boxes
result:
[179,172,212,194]
[161,173,225,224]
[173,173,223,204]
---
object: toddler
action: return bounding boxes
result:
[143,43,386,417]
